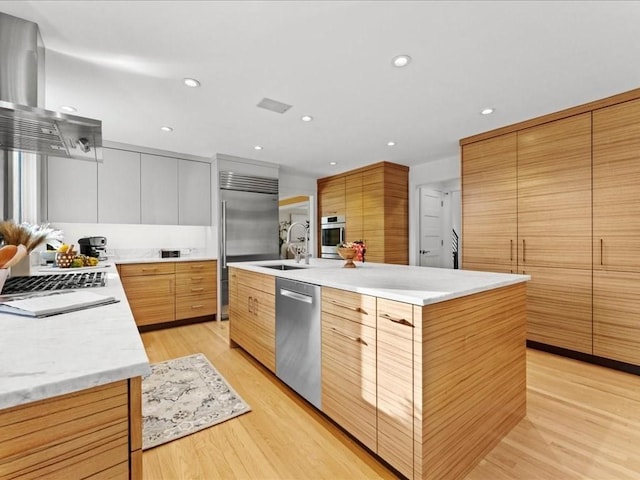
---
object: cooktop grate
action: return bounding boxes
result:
[1,272,106,295]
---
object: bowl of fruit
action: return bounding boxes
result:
[55,244,100,268]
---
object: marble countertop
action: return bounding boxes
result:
[114,255,217,265]
[228,258,530,306]
[0,264,151,410]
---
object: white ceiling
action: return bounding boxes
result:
[1,1,639,178]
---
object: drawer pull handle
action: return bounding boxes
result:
[329,299,368,315]
[330,327,368,346]
[248,296,253,314]
[191,265,204,270]
[141,268,158,272]
[380,313,414,328]
[191,277,204,281]
[191,304,204,309]
[191,287,204,292]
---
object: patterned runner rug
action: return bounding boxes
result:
[142,353,251,450]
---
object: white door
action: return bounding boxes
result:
[419,188,444,267]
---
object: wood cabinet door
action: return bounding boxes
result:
[318,176,346,217]
[377,298,414,479]
[593,270,640,365]
[236,283,276,372]
[461,133,517,270]
[321,312,377,452]
[121,274,175,326]
[523,265,592,354]
[593,98,640,272]
[517,114,592,269]
[345,173,364,242]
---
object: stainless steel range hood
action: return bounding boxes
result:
[0,11,102,161]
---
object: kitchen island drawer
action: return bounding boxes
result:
[120,262,175,277]
[237,269,275,294]
[176,294,216,320]
[322,286,376,328]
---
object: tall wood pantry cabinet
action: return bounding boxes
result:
[461,87,640,367]
[317,161,409,264]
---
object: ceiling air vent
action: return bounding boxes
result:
[257,97,292,114]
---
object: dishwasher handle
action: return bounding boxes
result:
[280,288,313,304]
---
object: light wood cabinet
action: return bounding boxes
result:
[318,176,346,217]
[175,261,217,320]
[593,98,640,272]
[517,113,592,269]
[321,287,377,452]
[461,132,517,272]
[229,269,276,372]
[377,298,415,479]
[98,147,141,224]
[46,155,98,223]
[318,162,409,264]
[0,378,141,480]
[524,265,592,354]
[120,260,216,327]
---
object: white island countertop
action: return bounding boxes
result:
[0,264,150,410]
[228,258,530,306]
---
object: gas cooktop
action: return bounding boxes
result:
[1,272,106,295]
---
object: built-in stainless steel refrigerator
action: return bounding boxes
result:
[219,171,280,319]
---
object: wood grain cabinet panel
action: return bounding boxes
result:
[593,98,640,272]
[376,298,414,479]
[321,286,376,328]
[175,261,217,319]
[523,266,592,354]
[345,173,364,242]
[321,311,377,452]
[230,271,276,372]
[593,270,640,365]
[0,380,137,480]
[462,132,518,271]
[318,176,346,218]
[517,113,592,269]
[121,274,175,327]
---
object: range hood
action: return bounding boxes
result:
[0,11,102,161]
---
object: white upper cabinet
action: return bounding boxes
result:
[141,154,178,225]
[178,160,211,226]
[98,148,141,224]
[47,156,98,223]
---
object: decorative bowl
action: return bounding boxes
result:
[337,247,357,268]
[55,252,75,268]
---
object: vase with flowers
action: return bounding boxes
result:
[0,221,63,277]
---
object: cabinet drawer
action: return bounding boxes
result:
[176,294,216,320]
[175,273,216,295]
[237,270,275,294]
[175,260,216,275]
[119,262,175,277]
[322,287,376,328]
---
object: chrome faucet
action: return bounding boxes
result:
[286,222,310,264]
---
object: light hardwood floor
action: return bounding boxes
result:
[141,321,640,480]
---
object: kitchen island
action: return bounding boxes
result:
[0,264,150,479]
[228,259,529,480]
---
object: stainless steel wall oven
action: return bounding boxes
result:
[320,215,345,259]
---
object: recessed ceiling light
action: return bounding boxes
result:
[392,54,412,68]
[60,105,77,113]
[387,141,396,147]
[301,115,313,122]
[160,126,173,132]
[254,145,263,150]
[329,161,337,166]
[481,108,495,115]
[183,78,201,88]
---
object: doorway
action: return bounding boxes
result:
[279,195,311,259]
[418,185,461,268]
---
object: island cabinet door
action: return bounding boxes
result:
[321,311,377,452]
[235,283,276,372]
[377,298,415,479]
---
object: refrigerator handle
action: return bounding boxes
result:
[221,200,227,268]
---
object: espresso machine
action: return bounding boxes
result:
[78,237,107,260]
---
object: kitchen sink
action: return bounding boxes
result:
[260,264,308,271]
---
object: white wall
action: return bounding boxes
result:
[409,156,461,266]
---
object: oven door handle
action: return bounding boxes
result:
[340,226,345,244]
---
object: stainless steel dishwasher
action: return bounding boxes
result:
[275,277,322,409]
